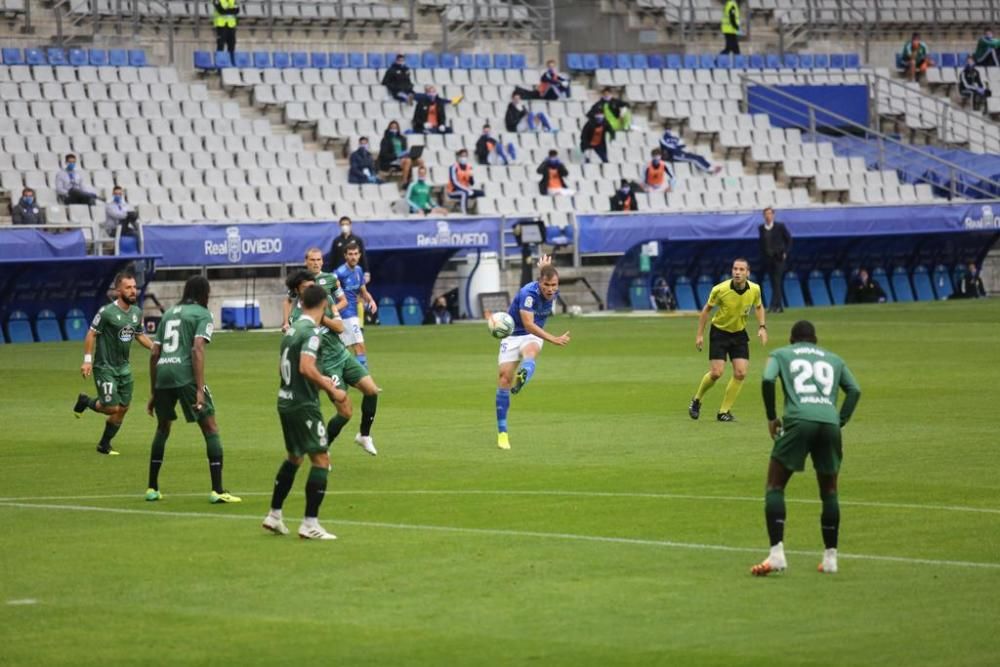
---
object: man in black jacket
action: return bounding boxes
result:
[610,179,638,212]
[959,56,992,111]
[505,92,553,133]
[580,112,613,164]
[587,88,632,133]
[758,207,792,313]
[382,54,415,103]
[847,269,887,304]
[411,86,451,134]
[328,217,369,276]
[955,262,987,298]
[11,188,46,225]
[536,150,572,196]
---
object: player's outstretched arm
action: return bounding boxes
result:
[520,309,570,346]
[81,328,97,378]
[136,332,154,351]
[755,304,768,346]
[538,254,552,268]
[321,313,345,334]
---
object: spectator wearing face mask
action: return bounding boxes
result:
[382,53,416,103]
[659,129,723,174]
[644,149,674,194]
[104,185,140,239]
[959,56,992,111]
[536,149,573,196]
[11,187,46,225]
[430,296,453,324]
[406,165,449,216]
[378,120,423,186]
[56,153,98,205]
[587,88,632,133]
[412,85,453,134]
[610,179,639,212]
[580,112,613,164]
[349,136,383,185]
[328,216,369,276]
[505,92,554,133]
[973,29,1000,67]
[446,149,484,214]
[475,124,518,166]
[900,32,932,82]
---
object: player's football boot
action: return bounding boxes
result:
[818,548,838,574]
[73,393,90,417]
[209,490,242,504]
[750,554,787,577]
[355,434,378,456]
[298,522,337,540]
[717,411,736,422]
[96,444,120,456]
[497,432,510,450]
[510,367,529,395]
[262,513,289,536]
[688,398,701,420]
[144,488,162,501]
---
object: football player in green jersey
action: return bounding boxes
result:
[751,320,862,577]
[281,247,347,332]
[145,276,240,504]
[263,284,349,540]
[74,271,154,455]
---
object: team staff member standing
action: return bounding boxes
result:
[213,0,239,55]
[751,320,861,576]
[689,257,767,422]
[758,207,792,313]
[328,217,369,276]
[720,0,741,56]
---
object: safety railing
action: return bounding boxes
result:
[440,0,554,66]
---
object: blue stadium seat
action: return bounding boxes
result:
[683,54,698,69]
[766,54,782,69]
[798,53,814,69]
[633,53,649,69]
[629,277,653,310]
[872,268,892,302]
[545,224,573,247]
[828,269,848,304]
[64,308,88,341]
[566,53,583,70]
[119,235,139,255]
[89,48,107,66]
[272,52,291,69]
[2,47,24,65]
[783,272,805,307]
[68,48,87,66]
[421,52,438,68]
[814,53,830,68]
[36,309,63,342]
[377,297,400,326]
[348,52,365,68]
[844,53,860,68]
[108,48,128,67]
[891,267,914,302]
[783,53,799,69]
[367,52,385,69]
[401,297,423,325]
[939,52,956,68]
[616,53,632,69]
[233,51,251,68]
[329,52,347,68]
[215,50,232,68]
[493,53,510,69]
[748,54,764,69]
[511,53,526,69]
[474,53,490,69]
[699,54,715,69]
[405,53,420,69]
[647,54,664,69]
[193,51,214,70]
[932,264,953,299]
[599,53,615,69]
[47,48,67,66]
[310,52,328,68]
[440,52,457,69]
[458,53,474,69]
[716,53,733,69]
[807,270,832,306]
[732,54,747,69]
[129,50,147,67]
[253,51,271,68]
[25,48,45,65]
[695,274,714,307]
[665,54,682,69]
[6,311,34,343]
[911,265,935,301]
[674,276,697,310]
[581,53,599,71]
[830,53,846,69]
[291,52,309,68]
[957,51,970,64]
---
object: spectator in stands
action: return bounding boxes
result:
[535,60,571,101]
[213,0,239,55]
[901,33,932,82]
[328,216,369,277]
[956,262,987,298]
[475,124,517,166]
[580,111,612,164]
[56,153,98,206]
[973,29,1000,67]
[11,188,45,225]
[104,185,140,240]
[406,166,449,216]
[412,86,452,134]
[652,277,678,311]
[382,53,416,103]
[660,129,724,174]
[610,179,639,212]
[644,149,673,194]
[758,207,792,313]
[378,120,423,186]
[348,137,382,185]
[536,150,573,197]
[446,149,484,214]
[847,269,887,304]
[505,92,554,133]
[588,88,632,133]
[720,0,742,56]
[959,56,992,111]
[430,296,453,325]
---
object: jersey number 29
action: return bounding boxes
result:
[789,359,835,397]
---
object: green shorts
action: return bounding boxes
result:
[153,384,216,423]
[93,367,133,407]
[770,419,843,475]
[278,406,329,457]
[321,354,369,390]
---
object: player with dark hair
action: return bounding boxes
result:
[689,257,767,422]
[145,275,240,503]
[281,247,347,332]
[74,271,154,455]
[263,284,349,540]
[334,242,377,367]
[751,320,861,576]
[495,255,570,450]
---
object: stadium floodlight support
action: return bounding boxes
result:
[739,73,1000,201]
[19,0,33,34]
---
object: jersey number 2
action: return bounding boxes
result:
[789,359,835,397]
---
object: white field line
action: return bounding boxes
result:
[2,500,998,571]
[0,489,998,515]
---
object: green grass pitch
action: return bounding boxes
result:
[1,300,998,666]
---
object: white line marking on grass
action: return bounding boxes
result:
[6,599,38,606]
[0,490,998,515]
[2,501,999,571]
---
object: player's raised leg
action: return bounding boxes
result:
[351,374,379,456]
[511,341,542,395]
[751,458,793,576]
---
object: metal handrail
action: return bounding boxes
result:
[740,74,1000,199]
[440,0,552,66]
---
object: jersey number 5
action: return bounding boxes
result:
[789,359,835,397]
[162,320,181,353]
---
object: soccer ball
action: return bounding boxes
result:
[488,312,515,339]
[568,304,583,317]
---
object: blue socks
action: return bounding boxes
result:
[521,359,536,384]
[356,353,368,368]
[495,389,510,433]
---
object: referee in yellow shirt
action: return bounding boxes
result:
[689,257,768,421]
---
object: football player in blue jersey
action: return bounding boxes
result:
[334,242,378,369]
[495,255,571,450]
